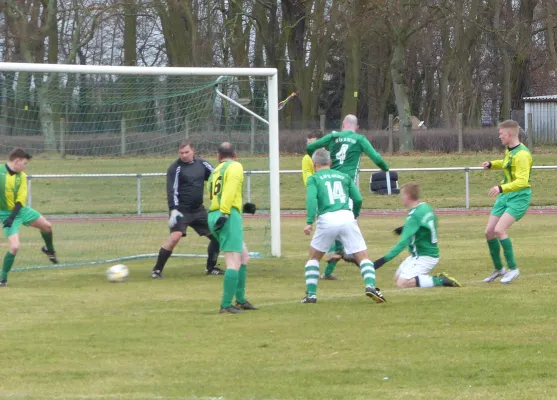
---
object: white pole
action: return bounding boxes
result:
[215,87,269,125]
[137,174,142,216]
[465,168,470,209]
[0,62,277,77]
[267,73,281,257]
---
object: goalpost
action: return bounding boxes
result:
[0,63,281,270]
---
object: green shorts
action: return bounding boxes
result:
[0,206,42,237]
[208,208,244,253]
[491,189,531,221]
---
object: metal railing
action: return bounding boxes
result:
[27,165,557,215]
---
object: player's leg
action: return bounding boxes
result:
[322,240,343,279]
[234,242,258,310]
[395,256,460,288]
[151,231,182,279]
[212,209,246,314]
[494,212,520,283]
[302,247,326,303]
[189,209,223,275]
[1,233,20,286]
[496,192,530,283]
[26,209,57,264]
[484,211,506,282]
[341,218,386,303]
[352,250,386,303]
[205,235,223,275]
[303,218,334,303]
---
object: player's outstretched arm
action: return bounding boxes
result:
[306,133,333,156]
[166,163,179,210]
[360,137,389,171]
[486,159,504,169]
[377,217,420,266]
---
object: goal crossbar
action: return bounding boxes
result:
[0,62,282,257]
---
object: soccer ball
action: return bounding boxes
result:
[106,264,129,282]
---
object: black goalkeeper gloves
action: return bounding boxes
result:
[393,226,403,236]
[243,202,257,214]
[3,217,14,228]
[214,214,229,232]
[373,257,386,270]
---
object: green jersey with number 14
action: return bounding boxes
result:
[383,202,439,261]
[306,130,389,180]
[305,169,362,224]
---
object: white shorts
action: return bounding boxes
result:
[310,210,366,255]
[396,256,440,279]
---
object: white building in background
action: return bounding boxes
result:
[523,95,557,144]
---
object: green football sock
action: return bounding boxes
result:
[432,275,444,287]
[359,259,376,287]
[41,231,55,252]
[324,260,338,277]
[500,238,517,269]
[221,269,239,308]
[304,260,320,297]
[235,264,247,304]
[1,252,16,281]
[324,240,343,277]
[487,238,504,270]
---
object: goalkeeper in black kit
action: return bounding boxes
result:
[151,141,223,278]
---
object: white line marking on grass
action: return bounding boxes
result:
[2,394,225,400]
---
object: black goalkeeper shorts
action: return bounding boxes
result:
[170,208,211,237]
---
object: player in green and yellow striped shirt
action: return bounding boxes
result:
[207,142,258,313]
[482,120,533,284]
[0,148,58,287]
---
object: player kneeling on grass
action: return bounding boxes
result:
[0,148,58,287]
[372,182,461,289]
[302,148,386,304]
[207,142,258,314]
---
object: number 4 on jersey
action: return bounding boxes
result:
[325,181,346,205]
[335,144,349,165]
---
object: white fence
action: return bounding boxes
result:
[27,166,557,214]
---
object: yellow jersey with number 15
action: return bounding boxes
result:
[207,160,244,214]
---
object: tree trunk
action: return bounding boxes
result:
[341,22,361,117]
[510,0,538,110]
[546,0,557,71]
[282,0,307,128]
[390,38,413,151]
[47,0,58,64]
[124,0,137,67]
[493,1,511,121]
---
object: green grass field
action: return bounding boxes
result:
[25,151,557,215]
[3,214,557,400]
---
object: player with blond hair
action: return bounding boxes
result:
[481,120,532,284]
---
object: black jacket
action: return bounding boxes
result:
[166,157,214,212]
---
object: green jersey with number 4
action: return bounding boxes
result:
[306,130,389,180]
[306,169,362,224]
[383,202,439,261]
